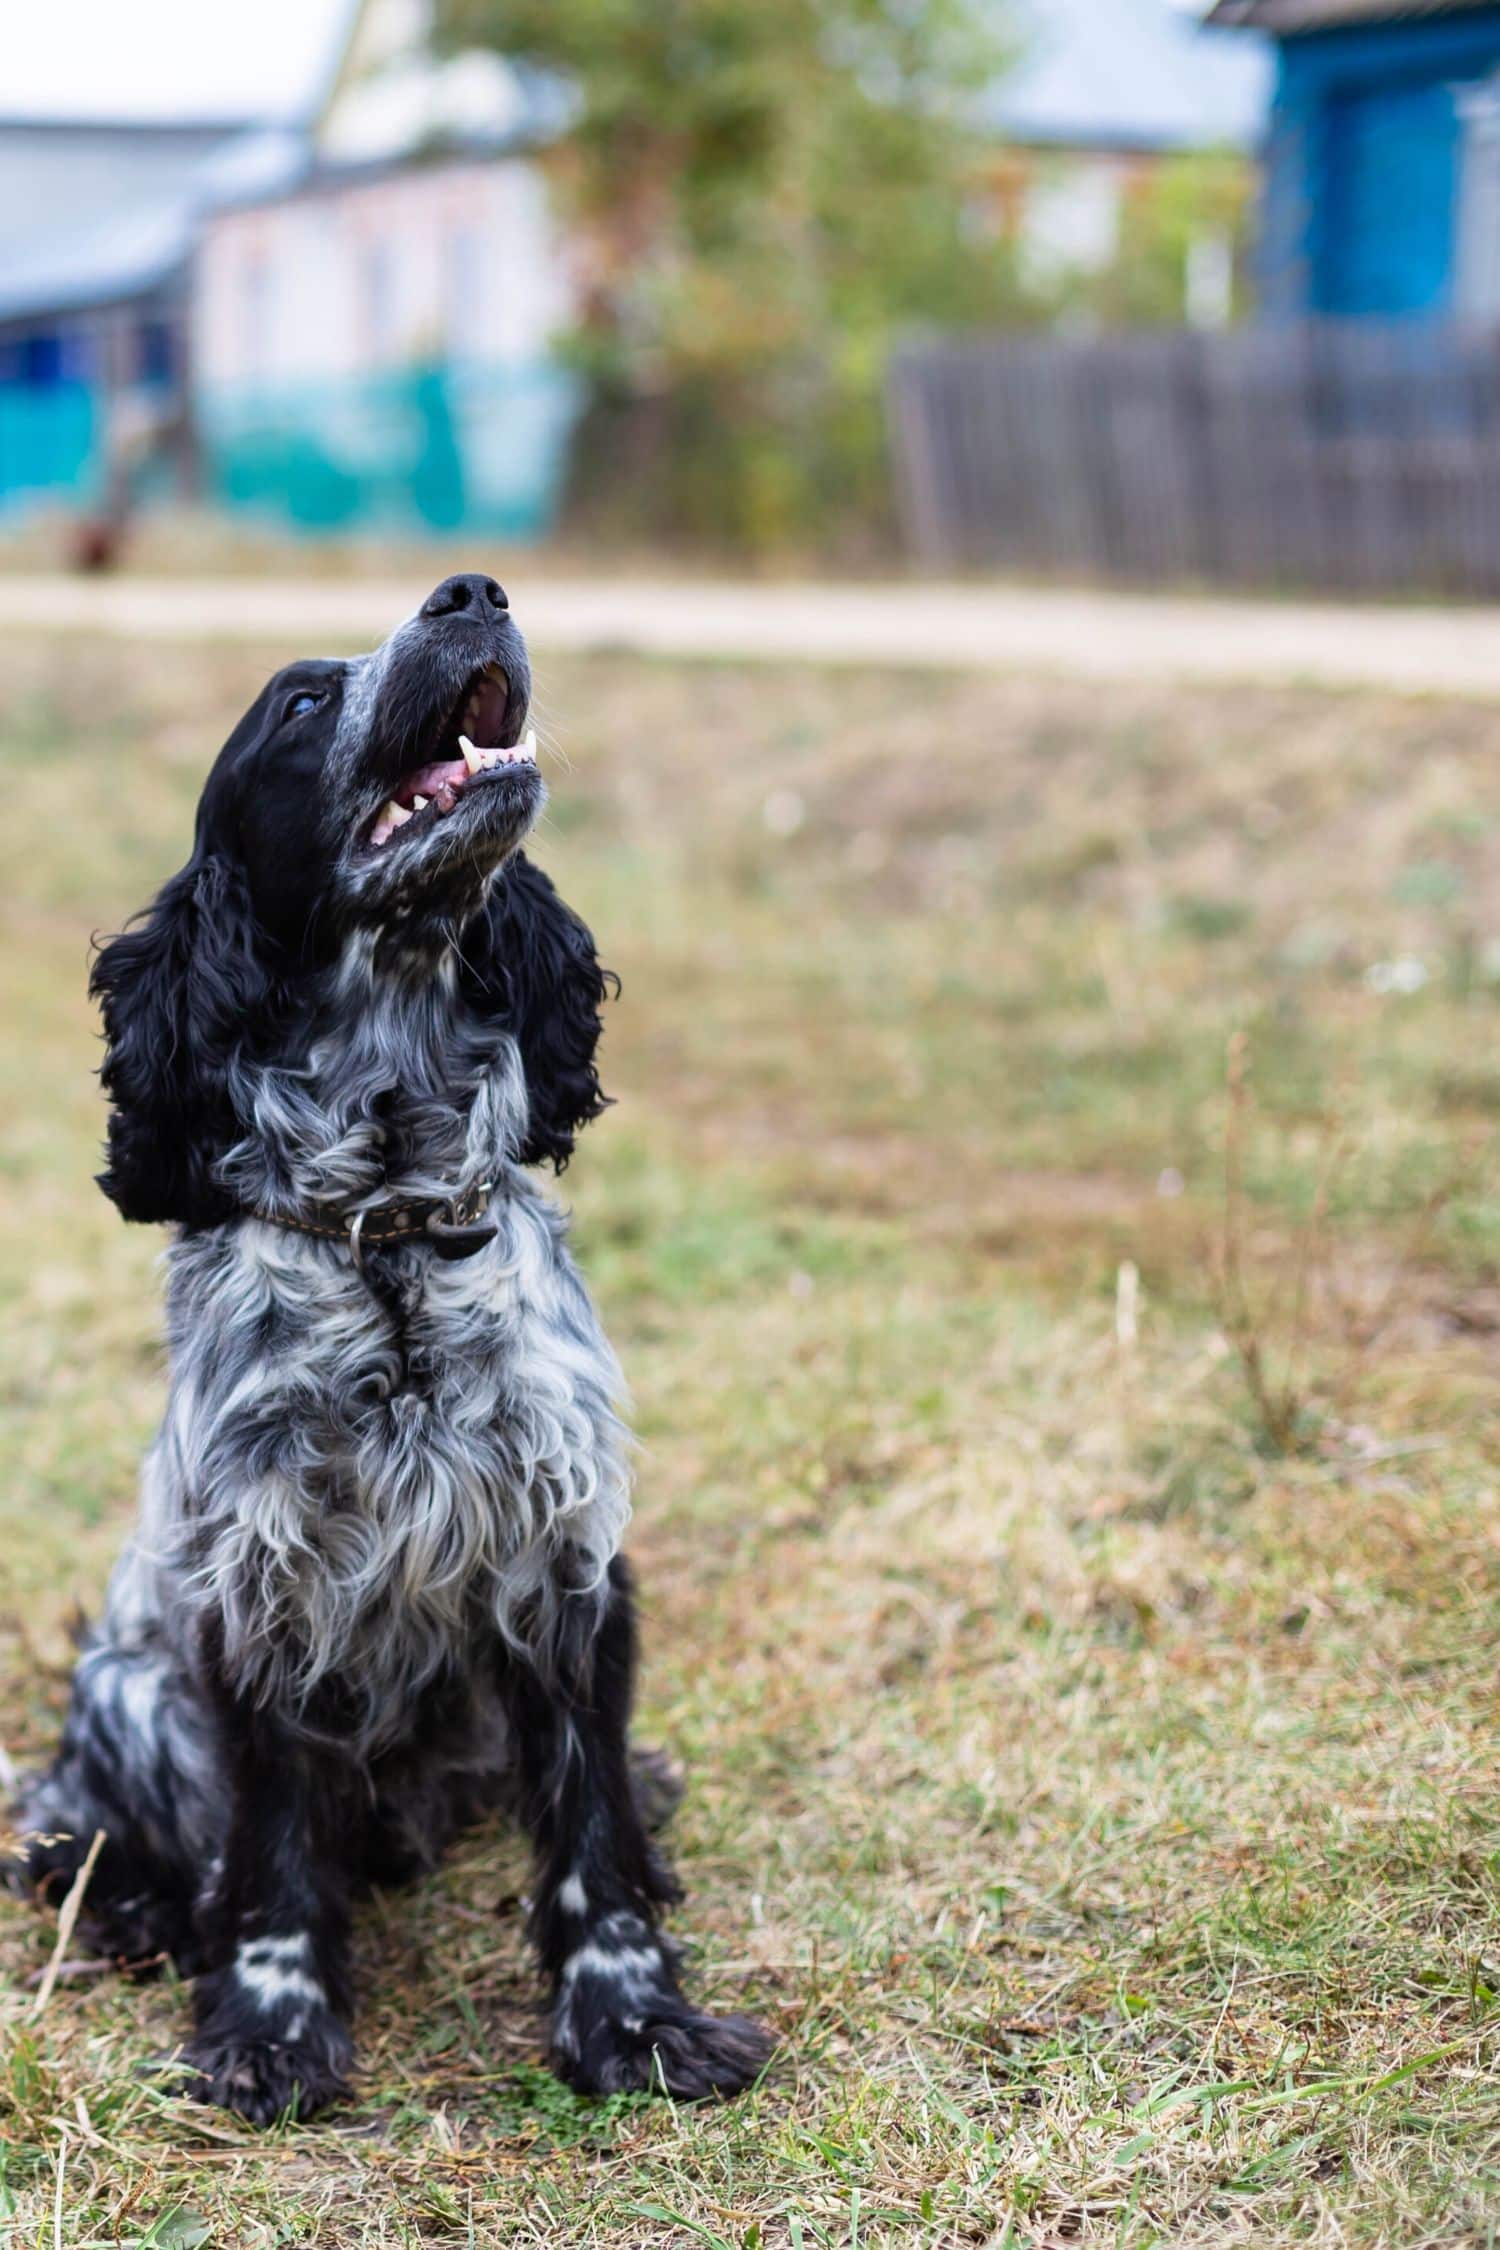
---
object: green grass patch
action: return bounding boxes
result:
[0,639,1496,2244]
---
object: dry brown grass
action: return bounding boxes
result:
[0,636,1497,2245]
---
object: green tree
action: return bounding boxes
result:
[438,0,1014,552]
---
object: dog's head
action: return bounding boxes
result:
[196,570,539,947]
[91,576,612,1227]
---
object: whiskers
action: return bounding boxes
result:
[525,697,573,775]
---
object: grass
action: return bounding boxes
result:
[0,635,1498,2246]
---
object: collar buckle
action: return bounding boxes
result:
[423,1181,497,1262]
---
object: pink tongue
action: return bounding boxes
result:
[397,755,469,807]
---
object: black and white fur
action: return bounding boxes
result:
[5,574,770,2122]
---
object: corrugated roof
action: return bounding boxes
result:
[3,0,349,127]
[0,26,558,326]
[982,0,1272,152]
[1208,1,1491,27]
[0,2,501,324]
[0,121,259,324]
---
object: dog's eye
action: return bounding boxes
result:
[283,690,324,723]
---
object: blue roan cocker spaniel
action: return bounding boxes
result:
[5,576,770,2122]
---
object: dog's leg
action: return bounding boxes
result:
[499,1554,772,2100]
[6,1635,224,1973]
[183,1694,356,2125]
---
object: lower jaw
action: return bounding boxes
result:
[350,808,537,927]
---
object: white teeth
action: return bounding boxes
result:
[371,719,537,850]
[371,796,413,846]
[496,734,535,765]
[449,728,537,778]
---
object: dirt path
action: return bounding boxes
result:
[7,571,1500,695]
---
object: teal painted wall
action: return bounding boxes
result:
[199,361,582,538]
[0,382,98,513]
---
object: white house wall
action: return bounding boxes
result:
[194,158,574,388]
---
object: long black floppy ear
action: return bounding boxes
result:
[465,851,615,1170]
[90,853,278,1227]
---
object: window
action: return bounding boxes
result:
[137,318,175,388]
[1020,162,1122,286]
[241,255,270,382]
[445,226,483,362]
[21,332,65,385]
[363,242,394,363]
[1456,77,1500,321]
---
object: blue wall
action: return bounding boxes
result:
[1262,7,1500,319]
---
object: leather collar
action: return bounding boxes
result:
[252,1181,497,1269]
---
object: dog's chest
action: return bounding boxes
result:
[147,1179,630,1721]
[171,1176,604,1468]
[142,981,632,1712]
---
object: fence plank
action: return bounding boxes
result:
[886,321,1500,596]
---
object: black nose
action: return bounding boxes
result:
[420,573,508,620]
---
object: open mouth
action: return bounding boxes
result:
[368,665,536,852]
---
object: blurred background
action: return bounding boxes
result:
[3,7,1500,2244]
[0,0,1464,580]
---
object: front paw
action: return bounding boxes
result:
[550,1923,771,2099]
[181,2031,352,2125]
[561,1998,772,2099]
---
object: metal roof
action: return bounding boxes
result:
[3,0,348,129]
[0,37,557,327]
[0,0,552,326]
[1208,1,1493,28]
[982,0,1273,152]
[985,0,1277,153]
[0,120,264,325]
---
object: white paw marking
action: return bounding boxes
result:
[559,1939,664,2003]
[558,1872,588,1916]
[235,1931,326,2015]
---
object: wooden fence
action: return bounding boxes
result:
[887,324,1500,594]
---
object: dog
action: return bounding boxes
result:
[5,573,771,2122]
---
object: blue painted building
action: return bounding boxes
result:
[0,119,280,518]
[190,0,581,540]
[0,0,581,538]
[1211,0,1500,320]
